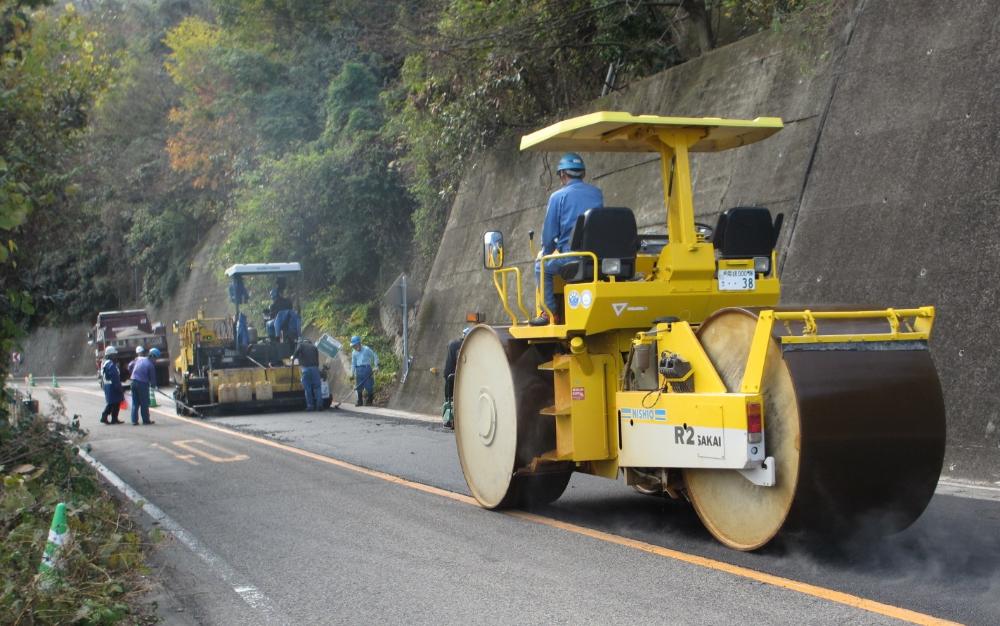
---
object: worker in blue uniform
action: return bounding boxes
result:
[349,335,379,406]
[531,152,604,326]
[292,338,323,411]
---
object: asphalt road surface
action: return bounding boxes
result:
[16,379,1000,625]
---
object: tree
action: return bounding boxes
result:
[1,2,112,334]
[223,62,414,301]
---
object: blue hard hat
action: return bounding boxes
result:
[149,347,161,358]
[350,335,361,346]
[557,152,585,174]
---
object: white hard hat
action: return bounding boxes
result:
[135,345,145,354]
[104,346,117,356]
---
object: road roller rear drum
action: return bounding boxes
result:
[687,308,945,550]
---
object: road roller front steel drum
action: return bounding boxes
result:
[454,326,571,509]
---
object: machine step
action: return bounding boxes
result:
[540,403,570,416]
[537,358,569,372]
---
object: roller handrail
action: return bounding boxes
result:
[772,307,935,343]
[740,307,935,394]
[492,267,531,325]
[536,250,600,324]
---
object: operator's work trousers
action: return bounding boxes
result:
[101,398,122,424]
[131,381,151,424]
[535,256,573,316]
[301,366,322,411]
[354,364,374,406]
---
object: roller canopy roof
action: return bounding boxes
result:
[225,263,301,277]
[520,111,783,153]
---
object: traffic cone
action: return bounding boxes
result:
[149,385,158,408]
[28,373,35,387]
[51,374,59,388]
[38,502,69,589]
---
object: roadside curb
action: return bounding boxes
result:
[336,403,440,424]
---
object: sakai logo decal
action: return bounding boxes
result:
[674,426,723,447]
[567,290,581,309]
[612,302,628,316]
[580,290,593,309]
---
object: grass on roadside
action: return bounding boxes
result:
[1,388,157,625]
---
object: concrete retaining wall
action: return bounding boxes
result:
[394,0,1000,482]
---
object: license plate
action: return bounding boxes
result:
[718,269,756,291]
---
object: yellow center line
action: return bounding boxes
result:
[54,384,961,626]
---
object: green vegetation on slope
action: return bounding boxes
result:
[2,0,827,351]
[1,394,154,624]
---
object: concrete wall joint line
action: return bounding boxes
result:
[784,113,821,125]
[591,156,663,182]
[779,0,869,275]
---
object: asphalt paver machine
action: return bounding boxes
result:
[172,262,331,415]
[454,112,946,550]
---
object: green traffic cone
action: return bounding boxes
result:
[51,374,59,388]
[149,385,158,408]
[38,502,69,589]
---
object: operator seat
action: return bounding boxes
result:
[559,207,639,283]
[712,206,783,259]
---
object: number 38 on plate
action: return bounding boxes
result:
[718,269,756,291]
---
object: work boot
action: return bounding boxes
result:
[100,417,108,424]
[529,312,551,326]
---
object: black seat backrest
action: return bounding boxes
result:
[561,207,639,282]
[713,207,783,258]
[569,207,639,259]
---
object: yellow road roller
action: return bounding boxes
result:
[454,112,945,550]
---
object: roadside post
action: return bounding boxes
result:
[384,274,419,385]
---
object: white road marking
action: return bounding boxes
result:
[76,448,283,622]
[936,479,1000,502]
[149,442,200,465]
[172,439,249,463]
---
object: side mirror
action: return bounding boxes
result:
[483,231,504,269]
